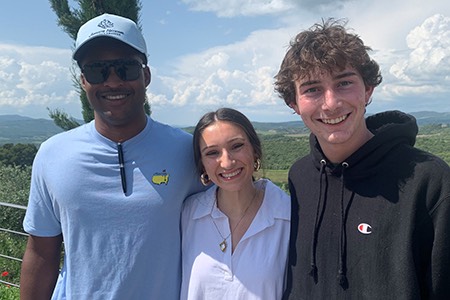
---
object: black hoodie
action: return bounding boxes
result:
[283,111,450,299]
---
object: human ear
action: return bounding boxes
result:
[365,85,375,104]
[144,67,151,87]
[80,73,88,92]
[290,101,301,115]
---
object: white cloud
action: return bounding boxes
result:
[181,0,294,17]
[342,0,450,50]
[0,44,79,118]
[180,0,357,17]
[148,28,293,120]
[377,14,450,105]
[403,14,450,77]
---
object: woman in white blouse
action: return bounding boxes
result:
[181,108,291,300]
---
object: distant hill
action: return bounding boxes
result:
[1,111,449,145]
[252,121,308,135]
[408,111,450,125]
[183,120,308,135]
[0,115,64,145]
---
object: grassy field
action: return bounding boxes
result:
[255,169,289,192]
[0,285,19,299]
[257,169,288,182]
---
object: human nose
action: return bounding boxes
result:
[322,89,341,111]
[219,150,235,169]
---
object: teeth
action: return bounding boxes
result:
[323,114,347,124]
[105,94,127,100]
[222,169,241,178]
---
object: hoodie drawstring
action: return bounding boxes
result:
[338,162,349,289]
[311,160,352,290]
[309,159,327,283]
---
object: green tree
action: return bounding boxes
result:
[0,144,37,167]
[0,165,30,231]
[48,0,151,130]
[261,134,309,169]
[0,165,30,287]
[47,108,82,131]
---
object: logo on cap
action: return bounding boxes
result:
[358,223,372,234]
[98,19,114,29]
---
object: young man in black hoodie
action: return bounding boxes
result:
[275,18,450,299]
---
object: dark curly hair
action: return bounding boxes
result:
[274,18,382,107]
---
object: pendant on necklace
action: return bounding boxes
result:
[220,240,227,252]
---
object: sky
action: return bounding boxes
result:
[0,0,449,126]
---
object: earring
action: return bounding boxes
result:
[200,172,211,186]
[254,158,261,171]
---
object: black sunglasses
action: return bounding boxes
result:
[82,59,145,84]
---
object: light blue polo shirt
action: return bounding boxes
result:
[24,117,203,299]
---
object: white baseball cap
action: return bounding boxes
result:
[73,13,147,62]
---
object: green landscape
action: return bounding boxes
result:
[0,113,450,298]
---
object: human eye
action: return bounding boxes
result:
[82,61,109,84]
[297,79,321,95]
[203,149,219,157]
[304,87,319,94]
[232,142,244,150]
[299,85,322,101]
[338,80,352,87]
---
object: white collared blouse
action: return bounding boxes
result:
[180,179,291,300]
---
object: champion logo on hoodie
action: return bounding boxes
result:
[358,223,372,234]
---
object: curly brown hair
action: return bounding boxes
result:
[274,18,382,107]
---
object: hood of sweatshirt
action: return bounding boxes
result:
[306,110,419,289]
[310,110,418,177]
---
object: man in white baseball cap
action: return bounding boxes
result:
[21,13,204,300]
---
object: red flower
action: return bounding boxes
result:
[1,271,8,277]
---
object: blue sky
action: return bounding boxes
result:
[0,0,449,126]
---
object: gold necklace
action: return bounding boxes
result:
[210,188,259,252]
